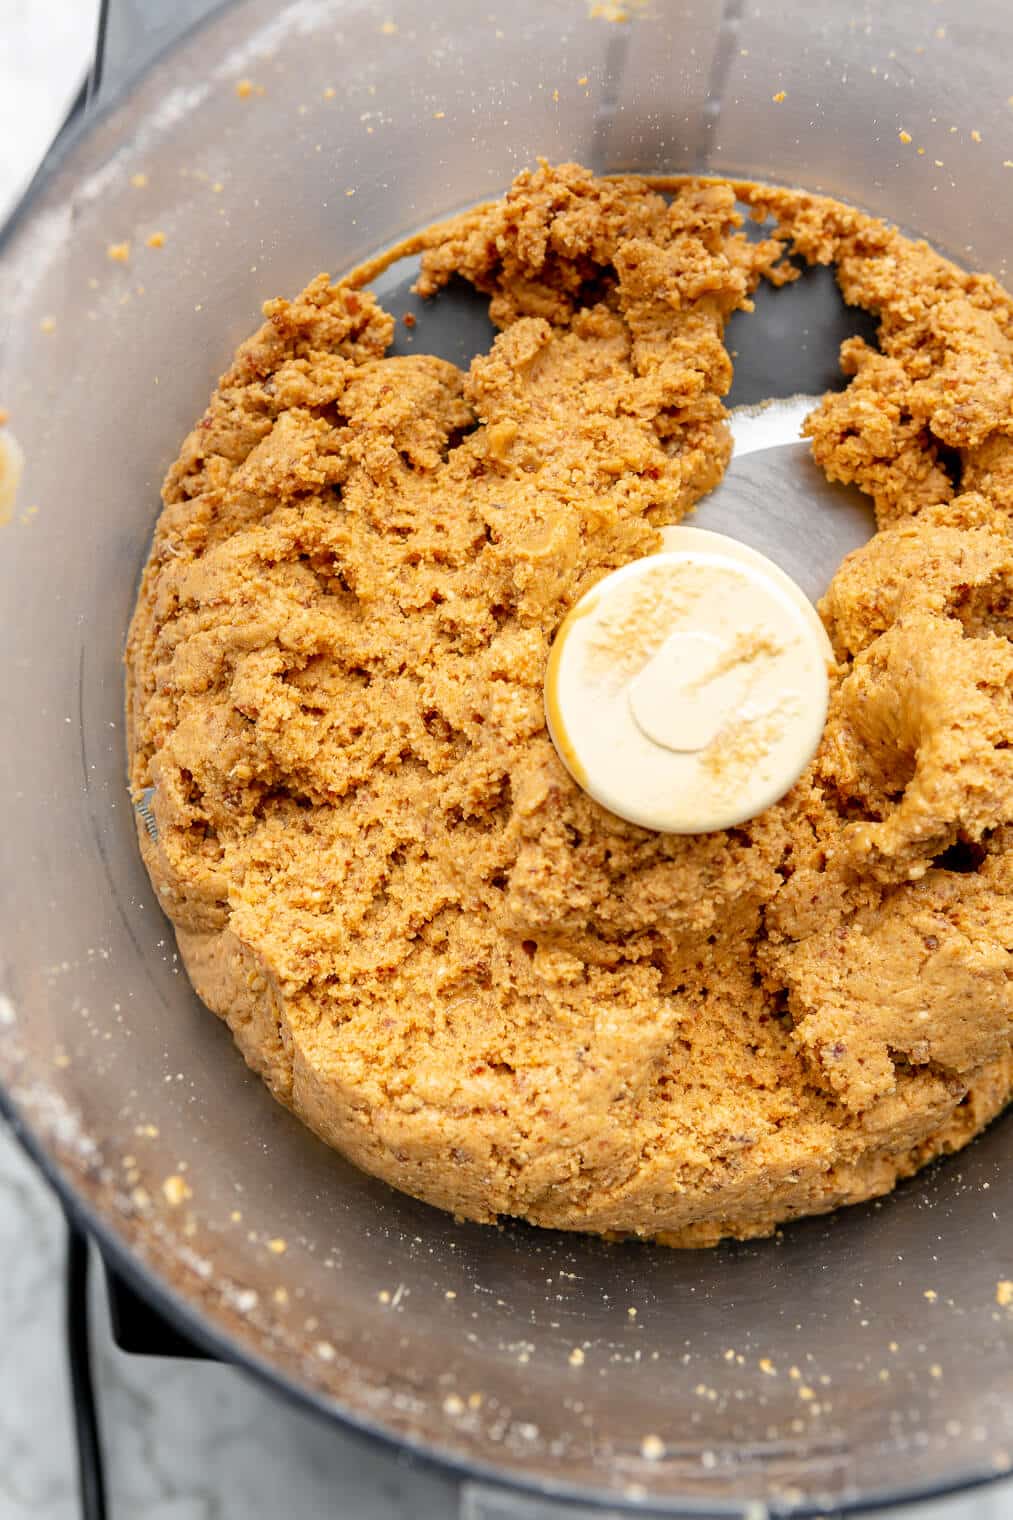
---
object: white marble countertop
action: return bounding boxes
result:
[1,5,1011,1517]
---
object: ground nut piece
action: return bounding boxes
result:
[962,433,1013,511]
[820,495,1013,656]
[902,299,1013,450]
[340,354,474,471]
[416,160,674,324]
[803,340,953,526]
[742,183,1013,527]
[775,866,1013,1111]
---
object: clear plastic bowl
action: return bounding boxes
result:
[1,1,1010,1511]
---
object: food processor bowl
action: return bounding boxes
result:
[1,1,1010,1513]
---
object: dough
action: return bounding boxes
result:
[126,163,1013,1245]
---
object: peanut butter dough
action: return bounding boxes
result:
[126,163,1013,1245]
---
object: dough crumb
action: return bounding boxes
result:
[162,1174,192,1206]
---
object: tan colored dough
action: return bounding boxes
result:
[126,163,1013,1244]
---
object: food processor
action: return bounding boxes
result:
[1,1,1010,1513]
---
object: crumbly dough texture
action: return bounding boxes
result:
[127,164,1013,1245]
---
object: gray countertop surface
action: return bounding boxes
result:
[1,4,1010,1517]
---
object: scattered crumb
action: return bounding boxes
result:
[134,1123,159,1138]
[997,1281,1013,1307]
[443,1393,464,1415]
[40,315,57,334]
[0,408,7,426]
[467,1392,483,1410]
[444,1288,456,1299]
[772,91,786,103]
[799,1386,815,1400]
[433,111,445,120]
[235,78,256,98]
[378,1289,391,1304]
[759,1357,776,1375]
[917,146,925,155]
[552,89,560,103]
[162,1173,191,1206]
[273,1287,289,1305]
[403,312,417,328]
[569,1346,585,1366]
[577,75,589,86]
[640,1434,665,1461]
[934,159,944,167]
[130,172,148,189]
[324,86,336,99]
[345,188,355,197]
[924,1289,938,1302]
[146,231,166,249]
[380,19,398,34]
[107,242,130,263]
[971,129,982,143]
[935,25,946,38]
[230,1209,242,1222]
[930,1364,943,1378]
[899,130,912,144]
[315,1340,335,1361]
[588,0,649,18]
[628,1307,638,1318]
[212,181,224,193]
[267,1237,287,1254]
